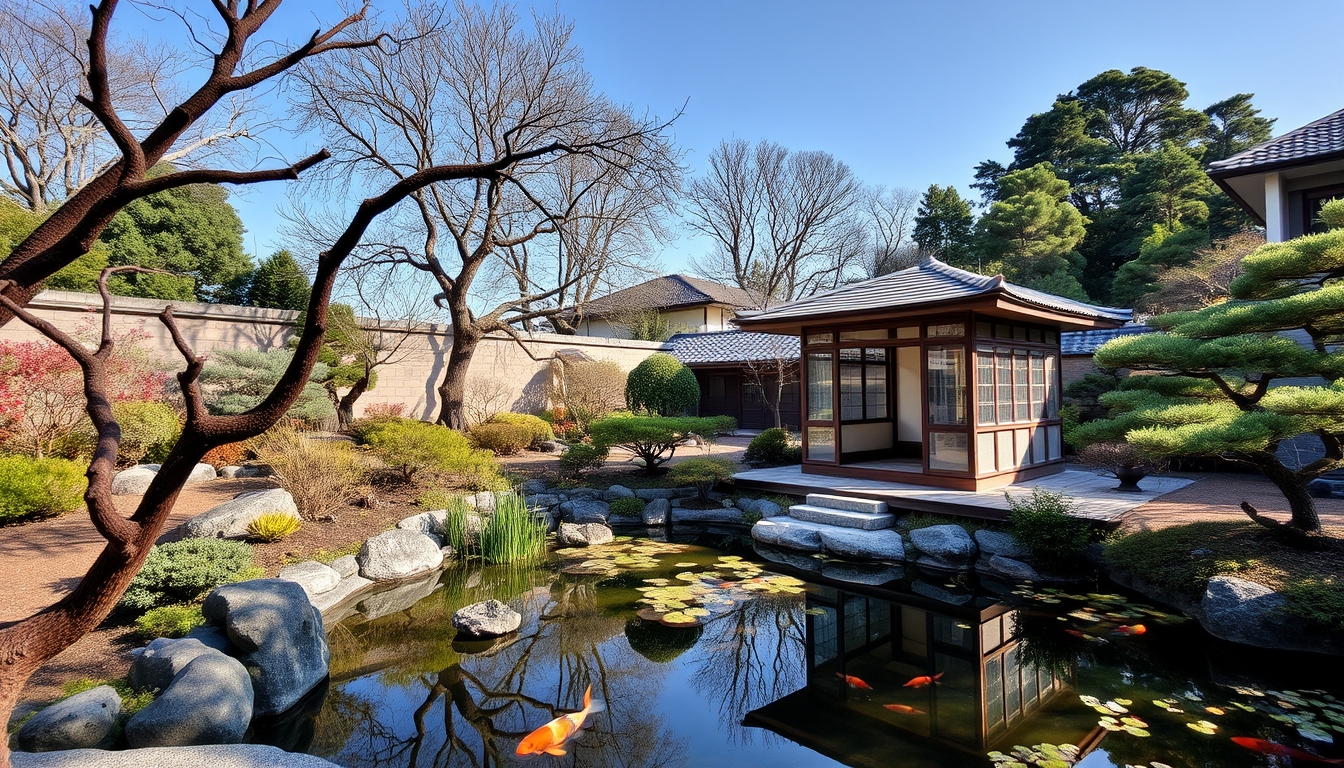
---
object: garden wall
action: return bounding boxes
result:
[0,290,667,421]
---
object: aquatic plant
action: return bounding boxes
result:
[442,496,479,558]
[1005,487,1091,562]
[987,743,1080,767]
[480,493,547,564]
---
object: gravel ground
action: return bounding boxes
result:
[1116,471,1344,532]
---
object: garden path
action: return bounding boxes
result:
[1118,472,1344,532]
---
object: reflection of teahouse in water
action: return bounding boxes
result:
[744,576,1084,767]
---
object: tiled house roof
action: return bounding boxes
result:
[1060,324,1153,355]
[1207,107,1344,177]
[667,331,799,365]
[582,275,760,318]
[737,257,1131,326]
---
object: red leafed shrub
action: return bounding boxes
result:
[362,402,407,420]
[0,327,171,458]
[202,441,249,468]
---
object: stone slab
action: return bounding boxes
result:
[787,504,894,530]
[805,493,888,515]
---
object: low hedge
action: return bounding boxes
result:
[121,539,261,611]
[470,422,533,456]
[486,413,554,447]
[589,415,736,475]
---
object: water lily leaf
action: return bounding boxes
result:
[1121,725,1150,737]
[1121,717,1147,728]
[659,612,698,625]
[1205,706,1225,716]
[1104,701,1129,714]
[674,562,698,568]
[1114,698,1133,706]
[1097,719,1123,731]
[1186,722,1216,734]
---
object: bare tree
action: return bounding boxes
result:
[1140,230,1261,314]
[0,2,640,760]
[863,185,921,277]
[289,2,679,429]
[687,138,866,305]
[0,2,261,211]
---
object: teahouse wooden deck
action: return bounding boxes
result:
[733,465,1196,523]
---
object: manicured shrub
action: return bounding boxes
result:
[589,415,735,475]
[111,401,181,466]
[469,422,533,456]
[553,359,627,429]
[246,511,303,542]
[669,456,736,501]
[0,454,86,524]
[251,426,368,520]
[202,441,249,468]
[1005,488,1091,562]
[608,496,646,518]
[625,353,699,416]
[134,604,205,639]
[480,493,546,564]
[360,418,501,489]
[743,428,801,467]
[121,539,260,611]
[559,443,608,478]
[487,412,554,446]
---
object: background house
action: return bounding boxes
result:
[668,331,802,430]
[573,274,759,338]
[1208,106,1344,243]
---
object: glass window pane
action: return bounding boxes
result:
[929,431,969,471]
[865,349,887,419]
[995,324,1012,339]
[1030,351,1045,419]
[839,350,863,421]
[806,426,834,462]
[995,351,1013,423]
[1014,351,1029,421]
[1045,353,1059,418]
[839,328,888,340]
[927,347,966,425]
[977,350,996,425]
[976,321,993,338]
[1013,326,1028,341]
[806,332,831,345]
[1028,328,1043,343]
[928,322,964,337]
[807,353,832,420]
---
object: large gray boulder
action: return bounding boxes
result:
[603,485,635,501]
[525,494,564,510]
[559,498,610,524]
[1199,576,1298,649]
[909,524,977,560]
[555,522,614,547]
[736,497,783,518]
[180,489,298,539]
[463,491,497,512]
[111,465,158,495]
[980,555,1042,582]
[452,600,522,638]
[642,498,670,525]
[750,517,822,551]
[634,487,695,500]
[128,638,220,693]
[16,686,121,752]
[819,528,906,561]
[520,479,549,494]
[396,511,446,536]
[202,579,330,716]
[277,561,341,597]
[329,555,360,579]
[974,529,1031,559]
[124,653,253,747]
[310,575,373,615]
[670,506,746,524]
[185,463,218,484]
[12,745,342,768]
[357,529,445,581]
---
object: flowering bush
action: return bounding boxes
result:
[0,328,170,458]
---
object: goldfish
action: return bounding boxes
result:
[836,673,872,690]
[516,685,603,757]
[883,704,926,715]
[903,673,943,688]
[1231,737,1344,764]
[1113,624,1147,635]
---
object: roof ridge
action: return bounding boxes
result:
[1209,106,1344,171]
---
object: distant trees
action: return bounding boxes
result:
[973,163,1089,299]
[912,184,975,269]
[246,251,311,311]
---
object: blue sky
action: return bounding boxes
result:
[221,0,1344,274]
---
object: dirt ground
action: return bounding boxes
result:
[1116,471,1344,532]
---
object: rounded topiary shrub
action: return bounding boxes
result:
[669,456,736,501]
[486,412,555,447]
[743,428,801,467]
[625,353,699,416]
[470,423,533,456]
[0,455,87,524]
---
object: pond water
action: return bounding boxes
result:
[299,530,1344,768]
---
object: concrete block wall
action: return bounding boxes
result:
[0,290,667,422]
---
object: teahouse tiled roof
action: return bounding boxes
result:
[736,257,1130,326]
[1060,324,1153,356]
[581,274,760,318]
[1207,107,1344,177]
[667,331,800,366]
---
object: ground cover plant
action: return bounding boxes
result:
[133,605,205,640]
[360,418,500,489]
[608,497,646,518]
[1105,521,1344,631]
[0,455,86,524]
[589,415,735,475]
[119,539,261,612]
[246,511,303,542]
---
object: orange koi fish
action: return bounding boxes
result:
[1113,624,1147,636]
[883,704,926,714]
[516,685,604,757]
[1231,737,1344,764]
[836,673,872,690]
[903,672,943,688]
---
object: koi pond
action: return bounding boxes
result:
[295,530,1344,768]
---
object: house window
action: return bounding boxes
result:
[839,348,887,421]
[1306,188,1344,234]
[806,353,833,421]
[806,332,833,346]
[979,346,1059,425]
[976,350,996,425]
[927,347,966,425]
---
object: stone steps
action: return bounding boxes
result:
[805,493,888,515]
[787,503,894,530]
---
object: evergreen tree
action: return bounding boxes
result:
[1110,223,1211,307]
[1118,142,1215,234]
[1201,94,1275,164]
[1073,67,1208,155]
[97,167,253,302]
[912,185,975,269]
[1076,202,1344,533]
[247,250,311,311]
[974,163,1089,300]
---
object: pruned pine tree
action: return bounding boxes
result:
[1077,200,1344,534]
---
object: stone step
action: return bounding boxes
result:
[805,493,888,515]
[788,504,894,530]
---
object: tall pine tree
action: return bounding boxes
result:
[247,250,311,311]
[912,185,975,269]
[974,163,1090,300]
